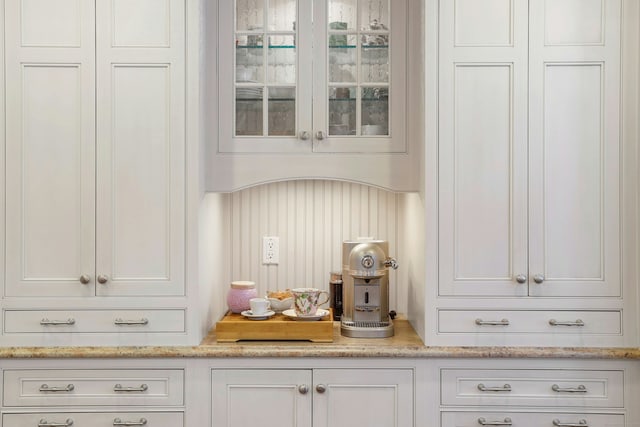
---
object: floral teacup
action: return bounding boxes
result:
[291,288,330,316]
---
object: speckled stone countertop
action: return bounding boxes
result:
[0,319,639,359]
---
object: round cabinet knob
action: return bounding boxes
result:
[97,274,109,285]
[315,384,327,393]
[533,274,545,284]
[315,131,326,140]
[299,131,310,141]
[79,275,91,285]
[298,385,309,395]
[515,274,527,284]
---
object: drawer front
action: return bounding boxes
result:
[441,412,623,427]
[3,310,185,333]
[3,369,184,407]
[3,412,183,427]
[441,369,623,407]
[438,310,621,335]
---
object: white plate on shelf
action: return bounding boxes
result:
[241,310,275,320]
[282,309,329,321]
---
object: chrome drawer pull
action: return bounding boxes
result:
[40,318,75,326]
[114,383,148,392]
[475,319,510,326]
[113,418,147,426]
[552,384,587,393]
[552,419,588,426]
[549,319,585,327]
[38,419,73,427]
[478,417,512,426]
[478,383,512,392]
[39,384,75,393]
[114,318,149,326]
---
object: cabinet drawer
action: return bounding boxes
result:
[3,369,184,407]
[441,412,623,427]
[441,369,623,407]
[438,310,621,335]
[3,412,183,427]
[3,310,185,333]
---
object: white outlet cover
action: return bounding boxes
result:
[262,236,279,264]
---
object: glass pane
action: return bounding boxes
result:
[329,87,356,136]
[361,87,388,135]
[236,87,264,136]
[237,0,264,32]
[329,35,357,83]
[361,37,388,83]
[329,0,357,31]
[268,87,295,136]
[236,39,264,83]
[360,0,390,30]
[267,0,296,31]
[268,35,296,84]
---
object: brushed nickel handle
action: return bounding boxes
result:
[299,131,310,140]
[113,418,147,426]
[114,383,148,392]
[549,319,585,327]
[38,419,74,427]
[315,131,326,140]
[298,384,309,394]
[114,318,149,326]
[552,419,588,427]
[316,384,327,393]
[475,318,510,326]
[515,274,527,284]
[533,274,545,284]
[40,318,76,326]
[478,417,512,426]
[39,384,75,393]
[552,384,587,393]
[97,274,109,284]
[79,274,91,284]
[477,383,511,392]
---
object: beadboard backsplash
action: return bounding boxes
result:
[229,180,407,312]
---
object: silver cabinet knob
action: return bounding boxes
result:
[298,384,309,394]
[315,131,326,140]
[533,274,545,284]
[299,131,310,140]
[316,384,327,393]
[97,274,109,284]
[515,274,527,284]
[79,274,91,285]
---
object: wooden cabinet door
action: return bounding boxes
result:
[4,0,96,297]
[211,369,312,427]
[528,0,621,297]
[95,0,185,296]
[313,369,414,427]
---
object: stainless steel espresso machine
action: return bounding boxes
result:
[340,238,398,338]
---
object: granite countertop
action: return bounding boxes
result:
[0,319,639,359]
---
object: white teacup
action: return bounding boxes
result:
[249,297,271,315]
[291,288,330,316]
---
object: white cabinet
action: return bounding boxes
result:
[430,0,640,346]
[211,368,413,427]
[4,0,185,299]
[207,0,421,191]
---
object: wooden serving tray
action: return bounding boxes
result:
[215,309,334,342]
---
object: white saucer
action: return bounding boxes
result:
[241,310,275,320]
[282,308,329,321]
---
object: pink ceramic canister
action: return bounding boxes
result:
[226,281,257,313]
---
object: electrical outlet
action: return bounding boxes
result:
[262,236,279,265]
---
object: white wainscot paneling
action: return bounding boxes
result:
[545,0,603,45]
[229,180,404,312]
[21,0,81,47]
[454,0,513,46]
[112,0,170,47]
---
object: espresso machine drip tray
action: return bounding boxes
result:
[341,319,394,338]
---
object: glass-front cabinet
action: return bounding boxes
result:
[218,0,407,154]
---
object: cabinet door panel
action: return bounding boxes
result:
[528,0,621,297]
[4,0,95,297]
[96,0,185,296]
[313,369,413,427]
[211,369,312,427]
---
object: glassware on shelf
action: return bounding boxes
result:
[236,87,264,136]
[267,35,296,84]
[329,34,357,83]
[328,87,356,136]
[268,87,296,136]
[328,0,357,31]
[236,0,264,32]
[361,87,388,136]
